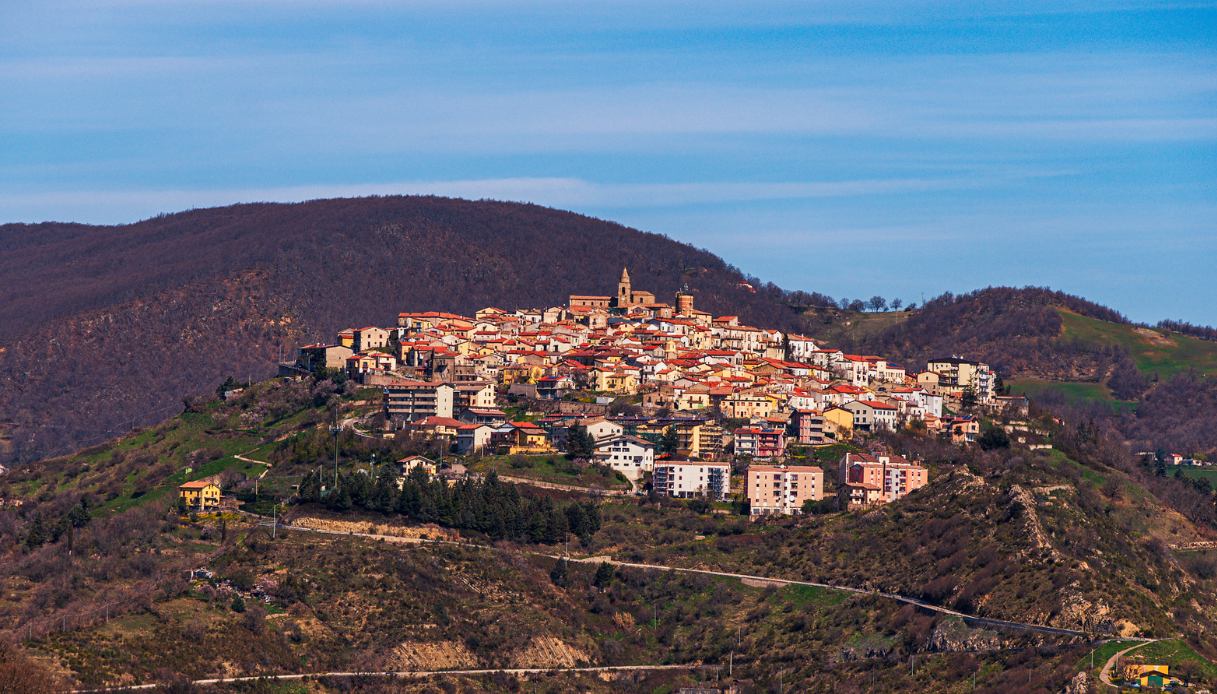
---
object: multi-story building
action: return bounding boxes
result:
[838,452,928,508]
[347,351,398,378]
[352,326,390,353]
[925,357,996,404]
[383,380,455,423]
[593,435,655,482]
[452,381,497,410]
[720,393,776,420]
[788,409,827,445]
[296,343,354,371]
[733,427,786,460]
[454,423,494,454]
[745,464,824,516]
[842,400,898,432]
[652,461,730,500]
[674,420,723,460]
[948,416,980,445]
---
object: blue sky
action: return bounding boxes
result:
[3,1,1215,324]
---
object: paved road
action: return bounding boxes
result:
[258,515,1089,639]
[74,663,700,692]
[1098,639,1160,688]
[233,449,271,480]
[572,557,1088,638]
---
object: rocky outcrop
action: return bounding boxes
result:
[928,618,1002,653]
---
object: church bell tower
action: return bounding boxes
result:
[616,266,632,307]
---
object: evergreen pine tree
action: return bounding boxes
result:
[593,561,614,590]
[24,515,48,550]
[549,557,569,587]
[659,426,679,455]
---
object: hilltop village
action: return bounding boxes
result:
[287,268,1031,515]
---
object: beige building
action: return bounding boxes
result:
[383,380,455,422]
[720,392,776,420]
[925,357,996,404]
[352,326,390,353]
[838,452,928,508]
[452,381,497,410]
[746,464,824,516]
[297,343,353,371]
[570,295,612,310]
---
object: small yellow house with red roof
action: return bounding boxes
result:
[179,479,221,510]
[508,421,554,454]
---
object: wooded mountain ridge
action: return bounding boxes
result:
[1,195,1213,466]
[0,196,821,466]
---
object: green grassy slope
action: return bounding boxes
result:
[1005,308,1217,410]
[1057,308,1217,379]
[1,379,346,518]
[1008,378,1137,413]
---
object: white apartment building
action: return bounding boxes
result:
[593,435,655,482]
[652,461,731,501]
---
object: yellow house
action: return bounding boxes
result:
[500,363,545,386]
[508,422,555,454]
[720,393,776,420]
[1122,664,1181,689]
[179,479,221,510]
[822,407,855,437]
[591,367,640,395]
[676,388,711,411]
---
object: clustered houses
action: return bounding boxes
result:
[289,267,993,514]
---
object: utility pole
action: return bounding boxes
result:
[330,407,341,489]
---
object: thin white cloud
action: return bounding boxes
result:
[0,171,1061,224]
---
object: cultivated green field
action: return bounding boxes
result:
[1180,466,1217,485]
[1130,638,1217,681]
[1057,308,1217,379]
[1008,378,1137,413]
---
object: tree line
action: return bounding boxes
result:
[295,467,602,545]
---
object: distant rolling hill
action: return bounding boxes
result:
[0,196,817,466]
[823,287,1217,456]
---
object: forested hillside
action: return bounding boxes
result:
[0,197,822,466]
